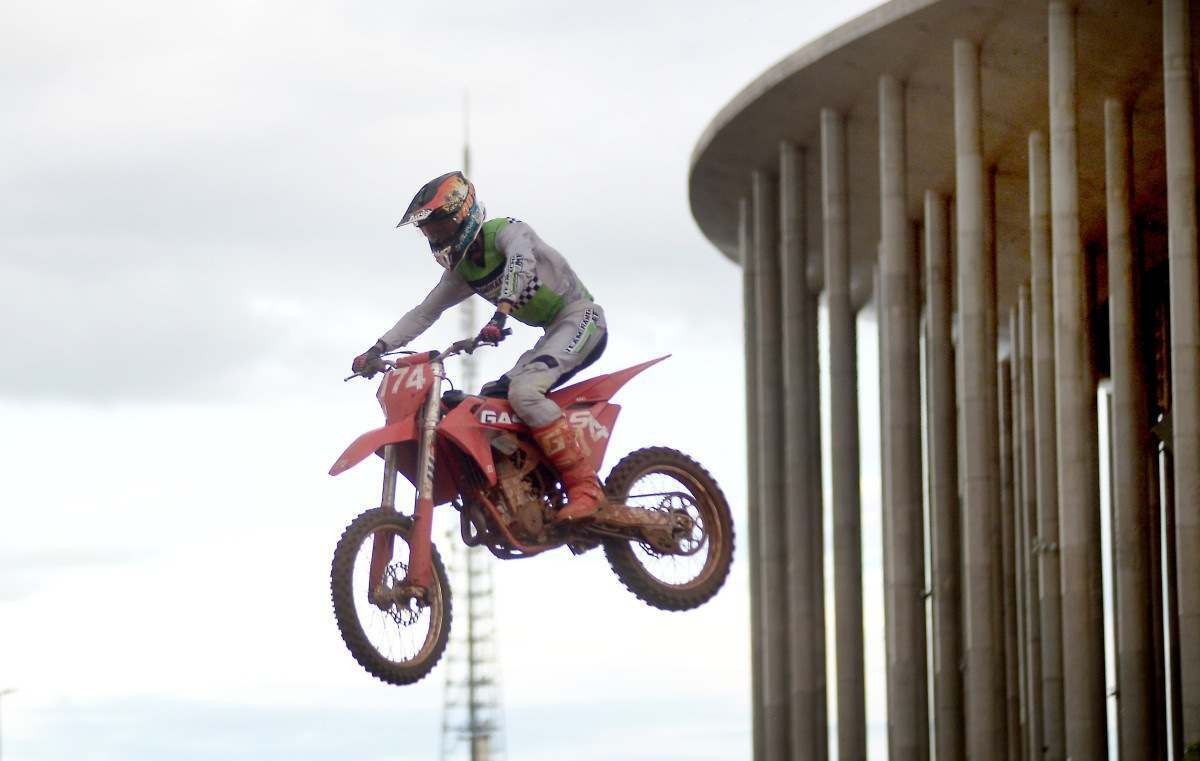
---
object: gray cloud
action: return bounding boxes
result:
[3,0,848,403]
[0,548,142,602]
[0,256,278,401]
[11,693,747,761]
[0,5,893,760]
[15,697,441,761]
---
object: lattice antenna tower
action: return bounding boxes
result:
[440,92,506,761]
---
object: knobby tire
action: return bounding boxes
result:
[602,447,734,611]
[330,507,452,686]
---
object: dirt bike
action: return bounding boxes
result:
[328,335,734,686]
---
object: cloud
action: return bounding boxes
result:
[0,2,893,760]
[0,254,281,401]
[0,0,863,403]
[12,696,442,761]
[8,693,747,761]
[0,548,142,602]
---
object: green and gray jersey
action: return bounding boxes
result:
[380,218,594,350]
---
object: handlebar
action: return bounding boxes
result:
[343,329,512,382]
[436,326,512,360]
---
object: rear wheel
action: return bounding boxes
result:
[602,447,734,611]
[330,507,452,685]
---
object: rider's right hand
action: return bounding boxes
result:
[351,340,388,378]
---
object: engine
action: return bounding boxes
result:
[491,436,555,541]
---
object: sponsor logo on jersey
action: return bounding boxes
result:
[502,254,524,299]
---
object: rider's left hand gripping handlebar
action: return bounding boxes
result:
[476,328,512,349]
[440,329,512,360]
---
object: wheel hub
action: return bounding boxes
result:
[368,564,429,623]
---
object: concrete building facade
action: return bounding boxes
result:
[689,1,1200,758]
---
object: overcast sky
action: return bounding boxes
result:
[0,2,889,759]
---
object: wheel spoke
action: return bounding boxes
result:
[601,448,733,611]
[331,508,451,685]
[352,530,436,664]
[621,469,717,588]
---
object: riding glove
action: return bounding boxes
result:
[351,340,387,378]
[477,311,508,345]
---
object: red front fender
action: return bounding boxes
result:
[329,418,418,476]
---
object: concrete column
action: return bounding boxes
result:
[739,197,764,761]
[1163,2,1200,753]
[1012,324,1032,758]
[915,226,931,761]
[1048,4,1106,758]
[806,192,829,761]
[998,354,1020,761]
[925,191,964,761]
[878,74,928,761]
[984,169,1009,761]
[807,236,829,761]
[877,262,897,758]
[809,276,829,761]
[752,170,790,761]
[1104,97,1156,758]
[779,141,818,760]
[1149,449,1176,761]
[954,38,1002,761]
[823,107,866,761]
[1029,129,1065,761]
[1018,287,1043,761]
[1165,450,1186,759]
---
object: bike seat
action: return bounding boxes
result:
[479,376,510,398]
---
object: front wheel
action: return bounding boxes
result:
[602,447,734,611]
[330,507,452,685]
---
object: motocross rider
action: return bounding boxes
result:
[351,171,608,522]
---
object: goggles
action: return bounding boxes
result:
[417,215,459,245]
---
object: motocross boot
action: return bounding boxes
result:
[531,415,606,522]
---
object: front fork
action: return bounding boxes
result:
[369,359,445,600]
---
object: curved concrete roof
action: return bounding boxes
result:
[689,0,1180,313]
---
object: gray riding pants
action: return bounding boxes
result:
[506,300,607,428]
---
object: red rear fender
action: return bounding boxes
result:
[549,355,670,407]
[329,418,418,476]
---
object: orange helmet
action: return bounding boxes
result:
[397,171,486,268]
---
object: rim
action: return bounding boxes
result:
[350,526,444,667]
[620,464,722,590]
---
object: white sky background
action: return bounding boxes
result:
[0,2,889,759]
